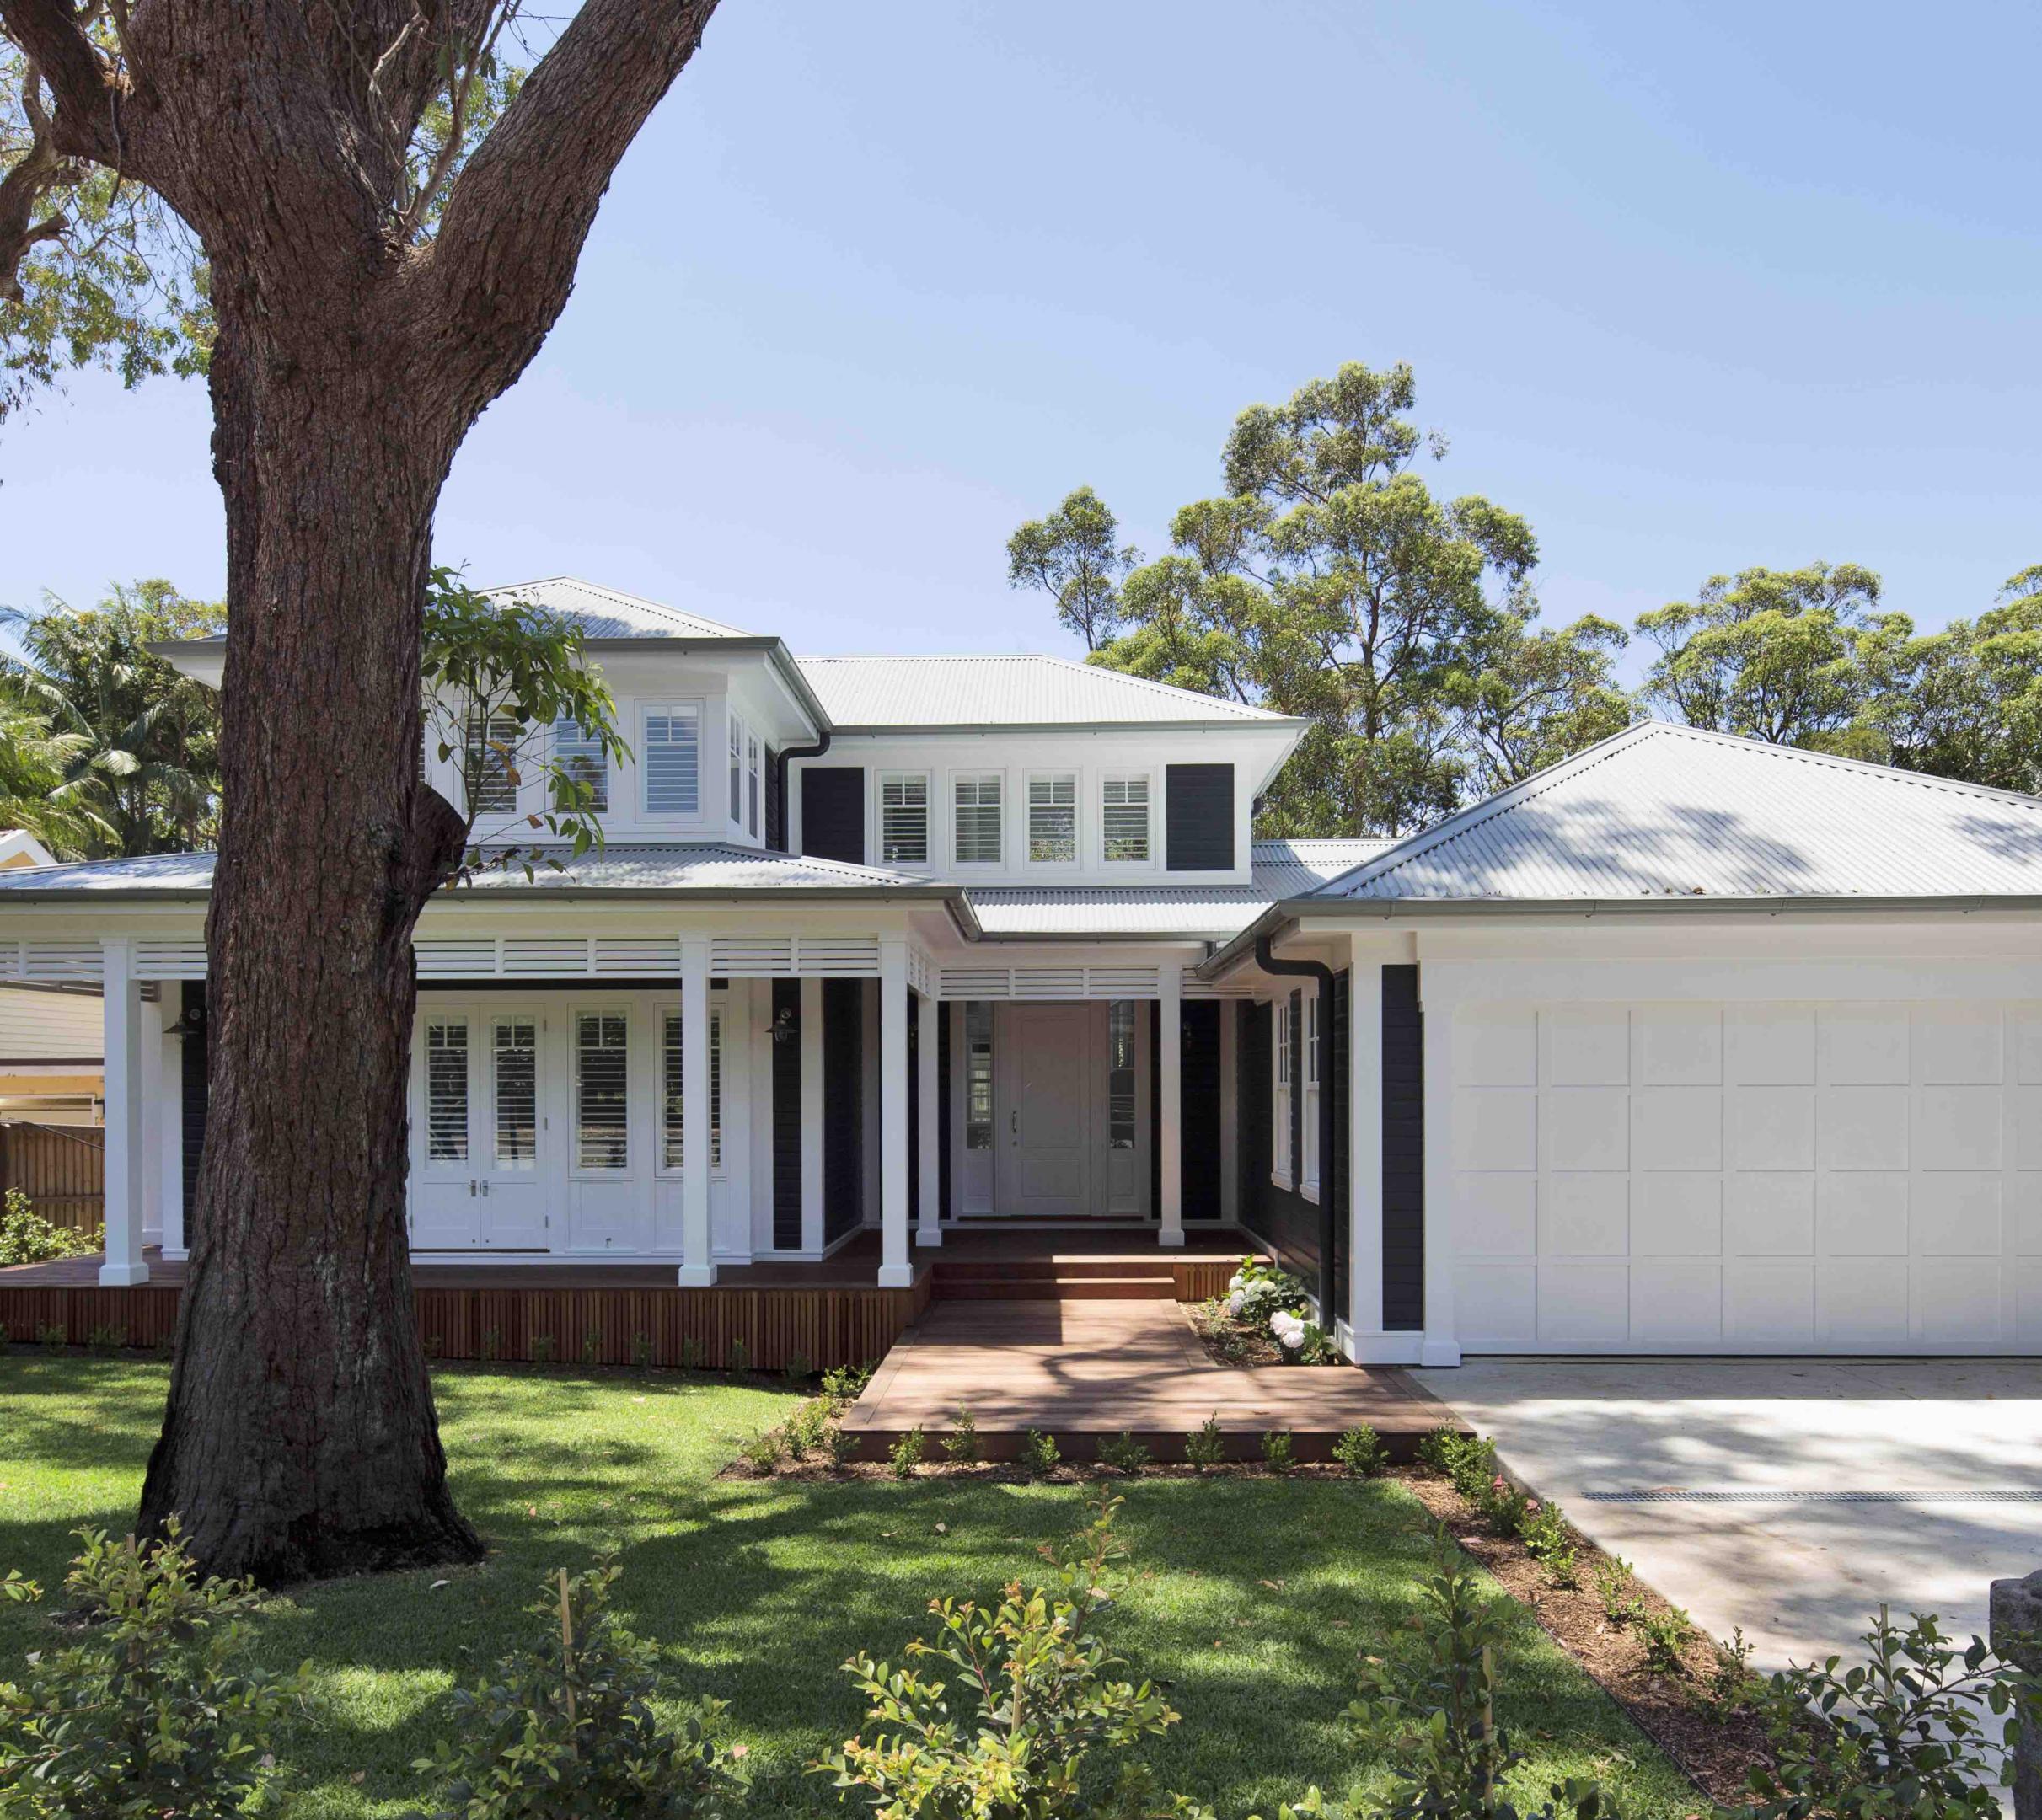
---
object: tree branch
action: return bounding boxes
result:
[0,0,112,134]
[395,0,720,408]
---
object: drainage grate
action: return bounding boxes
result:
[1584,1490,2042,1506]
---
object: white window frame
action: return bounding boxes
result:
[571,1007,632,1177]
[727,711,744,827]
[488,1010,541,1175]
[1272,995,1292,1190]
[951,772,1005,868]
[657,1002,725,1176]
[877,771,931,869]
[637,699,705,822]
[1300,988,1320,1199]
[464,709,523,817]
[551,716,609,813]
[1100,771,1154,867]
[747,733,762,839]
[1025,771,1080,868]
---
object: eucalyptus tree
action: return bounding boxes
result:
[0,0,722,1582]
[1005,484,1139,650]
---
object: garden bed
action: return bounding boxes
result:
[1185,1255,1348,1367]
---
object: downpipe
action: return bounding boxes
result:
[771,730,831,852]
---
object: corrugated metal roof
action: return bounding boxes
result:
[1250,838,1396,898]
[794,654,1296,727]
[1310,721,2042,902]
[964,886,1268,938]
[0,845,944,897]
[482,577,753,640]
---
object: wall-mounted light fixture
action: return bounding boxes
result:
[167,1002,206,1041]
[769,1005,798,1046]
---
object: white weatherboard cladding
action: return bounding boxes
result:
[1446,994,2042,1355]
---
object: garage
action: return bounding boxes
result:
[1450,996,2042,1353]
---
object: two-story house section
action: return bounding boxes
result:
[19,575,2042,1367]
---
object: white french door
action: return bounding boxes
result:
[410,1001,553,1250]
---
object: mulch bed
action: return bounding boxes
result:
[1400,1470,1774,1806]
[1182,1298,1348,1368]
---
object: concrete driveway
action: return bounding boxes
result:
[1412,1358,2042,1675]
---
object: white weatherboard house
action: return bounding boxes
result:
[5,576,2042,1364]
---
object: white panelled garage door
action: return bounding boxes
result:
[1450,1001,2042,1354]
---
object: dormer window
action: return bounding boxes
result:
[1101,774,1150,863]
[464,710,521,816]
[953,774,1003,865]
[747,734,761,838]
[552,717,608,812]
[880,774,929,865]
[640,702,702,818]
[727,713,744,824]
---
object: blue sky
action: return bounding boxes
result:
[2,1,2036,676]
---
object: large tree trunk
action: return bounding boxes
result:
[137,327,479,1582]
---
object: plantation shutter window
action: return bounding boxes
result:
[728,714,744,823]
[1302,993,1319,1191]
[953,774,1004,865]
[464,709,521,816]
[1107,1002,1137,1150]
[1272,998,1291,1182]
[426,1018,469,1163]
[575,1012,629,1170]
[879,774,930,866]
[964,1003,994,1150]
[1101,775,1150,862]
[551,718,608,811]
[662,1004,723,1170]
[747,735,761,838]
[492,1016,539,1170]
[1026,774,1078,864]
[640,703,701,816]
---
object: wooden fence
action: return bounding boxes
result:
[0,1122,104,1229]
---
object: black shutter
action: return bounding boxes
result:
[1239,1000,1272,1245]
[770,979,801,1250]
[1381,965,1424,1331]
[764,747,785,852]
[1148,1004,1160,1218]
[180,981,207,1241]
[938,1002,953,1220]
[1182,1000,1222,1219]
[1330,969,1351,1325]
[1165,763,1234,870]
[822,978,864,1243]
[801,767,866,865]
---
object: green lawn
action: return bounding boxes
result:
[0,1354,1695,1817]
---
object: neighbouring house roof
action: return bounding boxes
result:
[1305,721,2042,905]
[793,653,1301,730]
[0,845,967,906]
[0,831,56,870]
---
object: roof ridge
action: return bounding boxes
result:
[481,576,753,639]
[793,651,1284,720]
[1648,720,2042,814]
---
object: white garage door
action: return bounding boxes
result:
[1450,1001,2042,1354]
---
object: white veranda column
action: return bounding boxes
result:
[99,939,149,1286]
[877,940,912,1287]
[915,987,941,1246]
[1157,966,1185,1248]
[677,939,716,1287]
[799,977,824,1254]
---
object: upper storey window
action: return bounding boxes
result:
[1027,773,1078,864]
[640,702,702,817]
[880,774,930,866]
[1101,774,1150,863]
[953,774,1004,865]
[552,717,608,812]
[464,710,520,816]
[747,734,761,838]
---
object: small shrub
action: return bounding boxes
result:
[1701,1626,1759,1724]
[630,1330,652,1368]
[1022,1428,1061,1476]
[678,1335,705,1371]
[890,1427,926,1478]
[1637,1603,1692,1674]
[35,1323,67,1349]
[1475,1471,1531,1538]
[581,1328,601,1367]
[1447,1437,1501,1503]
[726,1337,750,1376]
[425,1332,445,1358]
[1741,1607,2040,1820]
[1517,1499,1569,1561]
[1184,1416,1226,1469]
[1332,1425,1388,1478]
[783,1348,813,1384]
[479,1325,501,1362]
[821,1424,859,1469]
[821,1360,875,1406]
[86,1323,128,1357]
[1414,1419,1465,1475]
[817,1494,1184,1815]
[0,1519,307,1819]
[414,1560,745,1819]
[1593,1555,1637,1627]
[1097,1430,1150,1474]
[529,1332,558,1365]
[739,1428,782,1473]
[941,1405,980,1464]
[1349,1527,1617,1820]
[1262,1429,1295,1475]
[786,1400,829,1459]
[0,1190,98,1267]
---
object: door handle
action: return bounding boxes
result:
[480,1181,490,1198]
[468,1180,477,1196]
[1010,1110,1018,1138]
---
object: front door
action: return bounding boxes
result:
[994,1004,1094,1216]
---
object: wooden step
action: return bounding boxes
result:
[938,1275,1177,1301]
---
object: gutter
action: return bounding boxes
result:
[772,726,832,854]
[1255,933,1338,1321]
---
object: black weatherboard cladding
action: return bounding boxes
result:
[1164,763,1233,871]
[938,1004,953,1219]
[821,977,864,1244]
[1181,1000,1221,1219]
[770,979,801,1250]
[764,747,785,852]
[180,981,207,1239]
[1330,969,1351,1324]
[1381,964,1424,1330]
[801,767,866,865]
